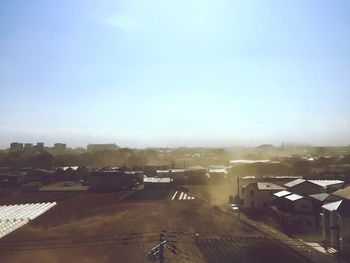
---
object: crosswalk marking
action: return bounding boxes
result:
[171,191,178,200]
[171,191,195,201]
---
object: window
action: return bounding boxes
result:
[250,190,254,197]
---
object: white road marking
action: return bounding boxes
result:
[179,192,184,200]
[171,192,195,201]
[171,191,178,200]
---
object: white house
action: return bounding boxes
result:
[272,191,317,233]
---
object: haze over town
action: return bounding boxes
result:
[1,0,350,148]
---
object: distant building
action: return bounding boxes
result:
[87,143,119,152]
[241,182,286,210]
[90,168,138,191]
[143,177,173,190]
[10,142,23,151]
[156,169,186,184]
[53,143,67,151]
[24,143,33,151]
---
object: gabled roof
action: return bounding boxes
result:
[322,200,342,211]
[285,178,344,189]
[322,200,350,217]
[309,180,344,187]
[274,190,291,197]
[308,193,329,202]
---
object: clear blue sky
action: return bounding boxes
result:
[1,0,349,148]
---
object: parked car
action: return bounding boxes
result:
[228,203,240,212]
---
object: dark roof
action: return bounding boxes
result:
[308,193,339,203]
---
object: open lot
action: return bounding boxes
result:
[0,187,310,263]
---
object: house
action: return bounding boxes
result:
[241,182,286,210]
[322,200,350,252]
[89,168,137,191]
[272,190,317,233]
[308,193,341,230]
[284,179,344,196]
[143,177,173,190]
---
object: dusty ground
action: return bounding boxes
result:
[0,187,309,263]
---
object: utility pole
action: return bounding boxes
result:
[236,166,241,220]
[147,231,178,263]
[159,231,165,263]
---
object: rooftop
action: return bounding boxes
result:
[284,178,306,188]
[285,193,303,201]
[257,182,286,191]
[285,179,344,189]
[274,190,292,197]
[308,193,331,202]
[143,177,173,184]
[309,180,344,187]
[330,200,350,217]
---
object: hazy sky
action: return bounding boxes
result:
[1,0,350,148]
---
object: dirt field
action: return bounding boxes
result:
[0,188,309,263]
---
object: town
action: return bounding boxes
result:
[1,142,350,262]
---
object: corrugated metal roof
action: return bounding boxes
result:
[309,180,344,187]
[143,177,173,183]
[285,179,344,189]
